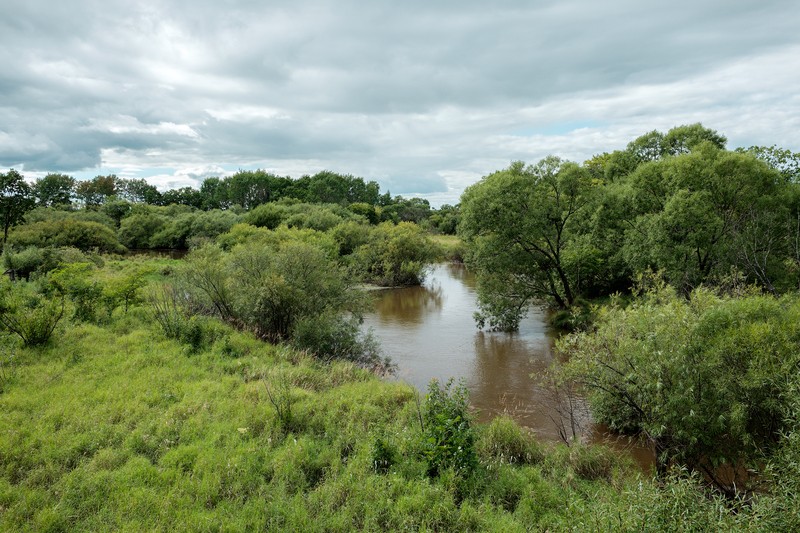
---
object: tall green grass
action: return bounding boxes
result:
[0,257,780,531]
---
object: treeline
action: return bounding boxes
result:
[460,123,800,329]
[1,168,460,240]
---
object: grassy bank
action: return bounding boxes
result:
[0,257,783,531]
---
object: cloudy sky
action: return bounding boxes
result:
[1,1,798,205]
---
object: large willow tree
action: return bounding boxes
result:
[459,157,602,330]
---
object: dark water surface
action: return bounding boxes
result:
[363,263,654,466]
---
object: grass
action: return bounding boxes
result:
[0,257,776,531]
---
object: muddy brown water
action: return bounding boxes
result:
[362,263,654,468]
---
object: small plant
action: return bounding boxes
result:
[421,379,477,478]
[370,434,395,474]
[148,283,190,340]
[263,375,295,433]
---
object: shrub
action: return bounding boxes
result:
[8,219,125,252]
[2,246,45,281]
[0,281,65,347]
[354,222,437,286]
[291,312,391,372]
[559,288,800,495]
[118,212,166,249]
[48,263,104,322]
[421,379,477,478]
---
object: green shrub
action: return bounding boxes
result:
[291,312,390,372]
[422,379,477,478]
[1,246,45,281]
[48,263,104,322]
[370,434,396,474]
[118,212,166,249]
[354,222,437,286]
[8,219,125,253]
[0,281,65,347]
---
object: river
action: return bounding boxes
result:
[363,262,654,466]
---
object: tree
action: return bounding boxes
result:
[459,158,599,328]
[75,175,118,207]
[738,145,800,183]
[0,169,35,244]
[621,143,787,291]
[32,173,75,207]
[559,286,800,497]
[118,178,162,204]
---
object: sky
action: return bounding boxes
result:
[1,0,799,206]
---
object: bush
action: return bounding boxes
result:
[354,222,437,286]
[422,379,477,478]
[8,219,125,253]
[180,241,364,345]
[559,287,800,495]
[2,246,45,281]
[291,312,391,372]
[0,281,65,347]
[118,212,166,249]
[48,263,104,322]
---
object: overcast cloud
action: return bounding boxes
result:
[1,0,798,204]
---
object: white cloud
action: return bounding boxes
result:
[0,1,798,204]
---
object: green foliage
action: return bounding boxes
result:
[243,202,289,229]
[459,125,800,326]
[49,263,105,322]
[476,416,543,466]
[460,158,600,325]
[0,169,35,243]
[8,219,125,253]
[422,379,477,478]
[75,175,118,207]
[180,241,365,356]
[2,245,45,281]
[149,209,240,249]
[370,434,396,474]
[118,212,167,249]
[32,173,75,207]
[330,220,372,256]
[291,312,390,372]
[354,221,437,286]
[0,280,65,346]
[559,288,800,495]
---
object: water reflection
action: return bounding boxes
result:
[372,285,444,326]
[363,263,564,439]
[363,263,655,468]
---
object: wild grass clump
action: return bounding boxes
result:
[476,416,544,466]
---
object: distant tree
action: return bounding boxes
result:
[75,175,118,207]
[160,187,204,209]
[0,169,35,244]
[662,123,726,155]
[199,177,229,210]
[32,173,75,207]
[118,178,162,204]
[225,170,290,209]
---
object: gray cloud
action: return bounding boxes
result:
[1,1,799,202]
